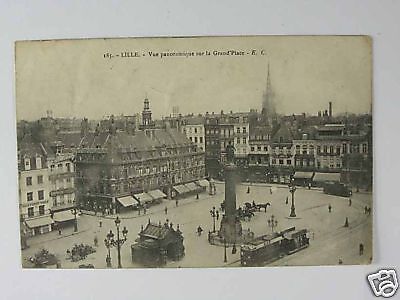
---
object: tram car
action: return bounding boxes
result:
[240,227,309,266]
[323,182,352,197]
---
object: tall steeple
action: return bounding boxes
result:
[262,62,276,121]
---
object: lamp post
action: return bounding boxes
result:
[223,236,227,263]
[71,208,79,232]
[267,214,278,233]
[210,206,216,233]
[104,216,128,268]
[104,231,113,268]
[289,178,297,217]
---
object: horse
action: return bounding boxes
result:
[255,203,271,212]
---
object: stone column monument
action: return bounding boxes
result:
[219,145,242,243]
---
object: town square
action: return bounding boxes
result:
[16,36,372,269]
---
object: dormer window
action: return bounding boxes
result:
[24,158,31,170]
[36,156,42,169]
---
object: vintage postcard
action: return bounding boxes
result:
[15,36,372,268]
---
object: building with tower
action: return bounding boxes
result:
[139,98,155,130]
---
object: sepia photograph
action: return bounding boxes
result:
[15,36,372,269]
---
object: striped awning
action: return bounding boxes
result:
[133,192,153,204]
[148,189,167,200]
[185,182,201,192]
[173,184,191,194]
[25,216,54,228]
[117,196,137,207]
[294,172,314,179]
[313,172,341,182]
[197,179,210,187]
[53,210,79,222]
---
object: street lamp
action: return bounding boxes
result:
[71,208,79,232]
[267,214,278,233]
[289,178,297,218]
[104,216,128,268]
[210,206,216,233]
[104,231,113,268]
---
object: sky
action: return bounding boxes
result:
[15,36,372,121]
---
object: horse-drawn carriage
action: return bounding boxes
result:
[219,200,271,221]
[237,202,271,221]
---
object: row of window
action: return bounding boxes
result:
[185,127,203,134]
[27,205,46,218]
[236,138,247,144]
[96,159,204,179]
[205,128,249,136]
[236,127,247,134]
[50,162,71,172]
[24,157,43,170]
[52,194,74,207]
[26,175,43,186]
[26,190,45,202]
[271,159,292,165]
[247,143,368,155]
[27,175,73,187]
[205,116,248,124]
[189,136,204,143]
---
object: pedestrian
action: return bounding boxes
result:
[348,198,352,207]
[308,182,311,190]
[270,187,273,194]
[285,196,289,205]
[247,186,250,194]
[164,206,168,215]
[197,225,203,236]
[328,204,332,213]
[344,217,349,227]
[99,220,102,228]
[196,193,199,199]
[216,210,220,221]
[94,236,98,247]
[175,199,179,207]
[364,206,368,214]
[143,205,147,215]
[58,228,62,235]
[359,243,364,256]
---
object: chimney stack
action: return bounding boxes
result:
[329,101,332,117]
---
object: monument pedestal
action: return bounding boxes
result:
[219,215,242,244]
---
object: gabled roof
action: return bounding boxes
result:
[56,131,84,147]
[78,129,191,152]
[140,223,173,240]
[271,123,294,143]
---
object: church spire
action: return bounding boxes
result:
[262,62,276,119]
[266,62,272,99]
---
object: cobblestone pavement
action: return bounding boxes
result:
[21,182,372,269]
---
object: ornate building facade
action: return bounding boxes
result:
[75,127,205,212]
